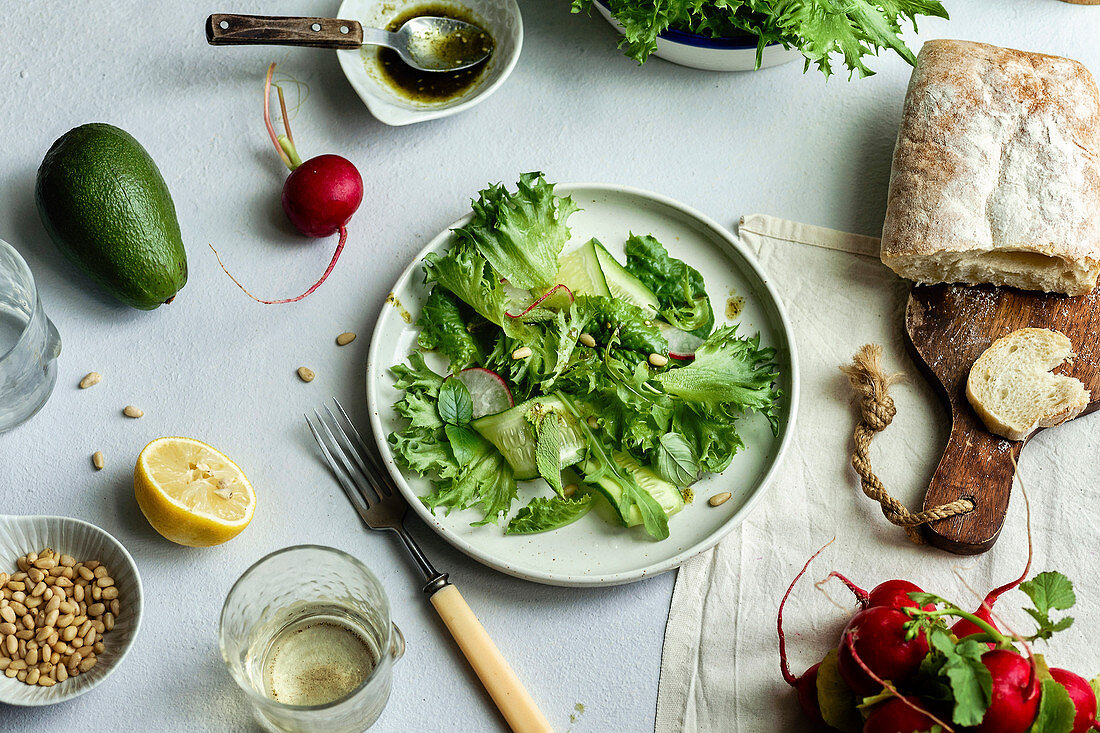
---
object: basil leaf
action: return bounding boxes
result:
[444,424,481,467]
[655,432,699,486]
[437,377,473,425]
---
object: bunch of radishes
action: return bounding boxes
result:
[779,544,1098,733]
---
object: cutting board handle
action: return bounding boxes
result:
[921,379,1024,554]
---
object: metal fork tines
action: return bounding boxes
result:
[305,399,448,594]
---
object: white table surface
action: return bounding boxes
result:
[1,1,1098,730]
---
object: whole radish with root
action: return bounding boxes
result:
[212,63,363,303]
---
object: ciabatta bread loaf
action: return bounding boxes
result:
[966,328,1090,441]
[881,40,1100,296]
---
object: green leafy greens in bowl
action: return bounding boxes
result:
[388,173,782,541]
[573,0,949,78]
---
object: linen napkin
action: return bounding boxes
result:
[653,215,1100,732]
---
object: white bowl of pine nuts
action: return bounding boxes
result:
[0,515,142,704]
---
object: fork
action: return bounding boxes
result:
[306,400,552,733]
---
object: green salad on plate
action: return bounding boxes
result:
[388,173,781,541]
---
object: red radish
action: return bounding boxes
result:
[837,606,930,696]
[454,368,513,418]
[504,284,575,319]
[867,580,934,612]
[212,62,363,304]
[976,649,1040,733]
[1049,668,1100,733]
[863,696,944,733]
[657,322,705,360]
[778,543,832,724]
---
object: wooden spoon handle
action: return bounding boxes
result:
[921,407,1022,554]
[206,14,364,49]
[430,584,552,733]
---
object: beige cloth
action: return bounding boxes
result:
[654,215,1100,732]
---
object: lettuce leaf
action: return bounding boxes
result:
[572,0,948,78]
[624,234,713,337]
[506,494,593,535]
[454,172,579,290]
[416,287,482,371]
[423,239,507,326]
[654,325,781,433]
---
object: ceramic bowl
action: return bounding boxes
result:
[592,0,800,72]
[335,0,522,125]
[0,515,142,705]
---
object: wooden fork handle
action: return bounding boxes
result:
[430,584,552,733]
[206,14,364,49]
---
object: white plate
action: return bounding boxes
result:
[336,0,522,126]
[366,183,798,586]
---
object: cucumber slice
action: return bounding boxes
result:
[470,396,585,480]
[550,239,610,298]
[591,240,660,316]
[582,451,685,527]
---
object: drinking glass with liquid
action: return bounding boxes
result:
[0,238,61,433]
[219,545,405,733]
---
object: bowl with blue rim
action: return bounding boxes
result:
[591,0,800,72]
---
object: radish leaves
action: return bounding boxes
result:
[1021,572,1076,641]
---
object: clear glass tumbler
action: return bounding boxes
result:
[219,545,405,733]
[0,238,61,433]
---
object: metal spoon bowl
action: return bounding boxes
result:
[206,13,494,73]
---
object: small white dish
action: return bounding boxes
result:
[336,0,522,125]
[366,182,798,587]
[0,515,142,705]
[591,0,800,72]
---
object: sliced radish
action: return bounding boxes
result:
[505,284,574,319]
[455,368,514,418]
[657,321,705,360]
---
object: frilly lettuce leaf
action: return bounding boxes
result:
[416,287,482,371]
[506,494,593,535]
[624,234,713,338]
[423,239,507,326]
[453,172,579,290]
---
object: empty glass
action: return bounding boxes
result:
[219,546,405,733]
[0,238,61,433]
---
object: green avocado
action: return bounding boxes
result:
[35,123,187,310]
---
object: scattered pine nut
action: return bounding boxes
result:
[335,332,357,346]
[297,367,315,383]
[78,372,101,389]
[586,416,599,429]
[122,406,143,419]
[648,353,669,367]
[578,333,596,348]
[563,484,578,498]
[708,492,732,507]
[91,452,105,471]
[511,346,533,360]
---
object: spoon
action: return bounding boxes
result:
[206,14,494,73]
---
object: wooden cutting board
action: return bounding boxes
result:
[905,284,1100,554]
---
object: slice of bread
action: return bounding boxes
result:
[966,328,1090,441]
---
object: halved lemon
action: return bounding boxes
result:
[134,437,256,547]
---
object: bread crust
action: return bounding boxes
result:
[881,40,1100,295]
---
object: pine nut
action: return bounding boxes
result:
[92,620,104,635]
[55,664,66,682]
[0,607,11,624]
[586,416,599,428]
[297,367,315,383]
[109,600,119,616]
[336,331,357,346]
[78,372,101,389]
[0,658,9,671]
[123,405,144,418]
[16,670,26,681]
[79,656,96,672]
[84,629,96,646]
[103,613,114,631]
[92,451,105,471]
[21,614,33,629]
[24,596,41,609]
[59,601,75,615]
[25,648,38,666]
[511,346,532,360]
[578,333,596,347]
[53,577,72,588]
[93,566,107,579]
[563,483,578,498]
[4,668,15,678]
[9,659,25,671]
[27,568,44,584]
[9,602,25,615]
[77,567,94,581]
[0,623,12,636]
[46,596,60,613]
[648,353,669,367]
[6,581,24,592]
[83,561,99,571]
[34,557,56,571]
[56,614,74,628]
[95,577,113,589]
[93,642,104,655]
[44,609,59,628]
[35,627,51,642]
[59,555,75,569]
[16,630,31,641]
[101,586,118,600]
[91,586,101,601]
[708,492,732,507]
[78,621,91,637]
[5,635,16,655]
[87,603,104,617]
[25,668,39,685]
[61,626,77,642]
[72,585,84,603]
[37,675,54,686]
